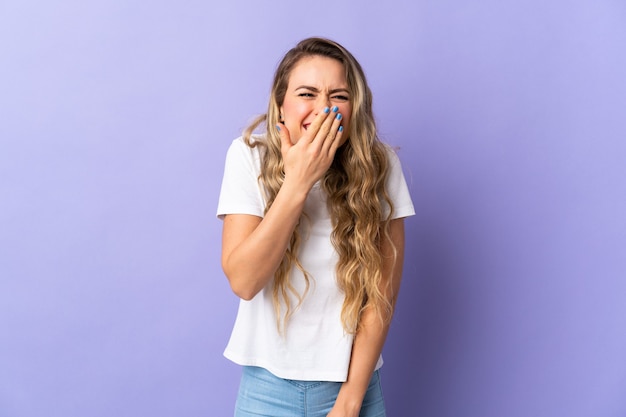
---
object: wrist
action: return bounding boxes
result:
[334,388,364,415]
[332,401,361,417]
[280,176,313,201]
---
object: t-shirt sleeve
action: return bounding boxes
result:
[216,137,266,220]
[385,146,416,220]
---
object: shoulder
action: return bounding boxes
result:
[227,134,265,151]
[226,134,266,162]
[380,142,403,168]
[379,142,415,218]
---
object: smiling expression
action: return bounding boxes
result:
[280,55,352,145]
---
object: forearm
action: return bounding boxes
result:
[333,306,392,413]
[331,218,405,416]
[222,180,309,300]
[223,109,344,300]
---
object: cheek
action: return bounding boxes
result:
[283,101,309,120]
[281,102,311,142]
[339,107,352,129]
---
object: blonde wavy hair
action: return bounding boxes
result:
[243,37,396,334]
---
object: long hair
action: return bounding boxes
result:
[243,37,396,334]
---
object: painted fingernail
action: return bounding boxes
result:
[276,125,281,131]
[338,126,344,132]
[336,113,342,120]
[323,107,330,114]
[332,106,339,112]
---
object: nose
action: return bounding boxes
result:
[314,94,331,113]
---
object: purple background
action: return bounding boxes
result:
[1,1,625,416]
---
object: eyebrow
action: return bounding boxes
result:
[295,85,350,94]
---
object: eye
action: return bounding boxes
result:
[298,92,315,98]
[332,95,350,101]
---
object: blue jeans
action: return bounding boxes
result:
[234,366,386,416]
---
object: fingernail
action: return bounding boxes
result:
[336,113,342,120]
[323,107,330,114]
[338,126,344,132]
[276,125,281,131]
[332,106,338,112]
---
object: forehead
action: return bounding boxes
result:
[287,55,347,88]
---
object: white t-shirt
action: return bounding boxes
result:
[216,136,415,382]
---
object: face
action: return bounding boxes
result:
[280,55,352,145]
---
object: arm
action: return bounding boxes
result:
[328,217,406,417]
[221,182,308,300]
[222,108,343,300]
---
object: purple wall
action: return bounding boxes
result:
[1,1,625,416]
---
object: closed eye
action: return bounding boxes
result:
[332,95,349,101]
[298,92,315,98]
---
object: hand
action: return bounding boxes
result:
[277,106,344,191]
[326,380,365,417]
[326,403,360,417]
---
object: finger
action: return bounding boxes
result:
[276,124,293,155]
[311,106,340,147]
[321,114,344,155]
[302,106,332,143]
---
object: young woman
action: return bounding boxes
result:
[217,37,415,417]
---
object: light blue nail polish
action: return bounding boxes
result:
[336,113,342,120]
[276,125,281,131]
[332,106,339,112]
[323,107,330,114]
[338,126,343,132]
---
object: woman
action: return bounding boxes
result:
[217,37,415,417]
